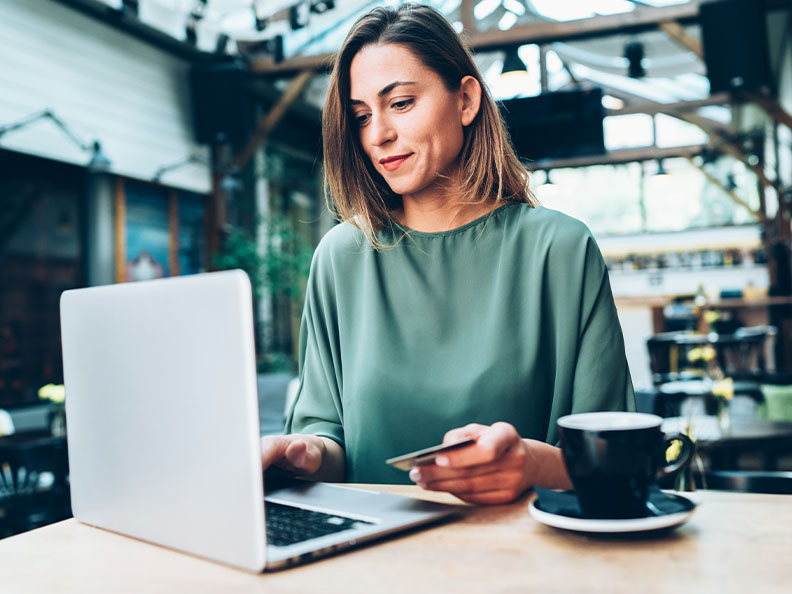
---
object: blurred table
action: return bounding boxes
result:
[0,485,791,593]
[663,416,792,470]
[0,431,71,532]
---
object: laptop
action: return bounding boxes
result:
[60,270,460,572]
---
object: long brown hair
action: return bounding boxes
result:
[322,3,536,246]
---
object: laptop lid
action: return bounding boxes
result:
[61,271,267,572]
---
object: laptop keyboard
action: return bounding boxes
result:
[265,501,374,547]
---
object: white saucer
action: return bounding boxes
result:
[529,495,696,534]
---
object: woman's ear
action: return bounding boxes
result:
[459,75,482,127]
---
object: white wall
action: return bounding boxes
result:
[0,0,209,193]
[615,305,654,391]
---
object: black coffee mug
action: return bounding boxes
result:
[558,412,693,519]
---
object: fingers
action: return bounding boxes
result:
[411,423,533,504]
[284,439,322,475]
[442,423,487,445]
[260,435,290,470]
[415,468,526,497]
[414,439,524,481]
[436,422,520,469]
[260,435,322,475]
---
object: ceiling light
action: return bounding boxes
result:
[290,0,310,30]
[538,170,561,199]
[625,41,645,78]
[654,159,670,178]
[215,33,230,55]
[310,0,335,13]
[88,141,112,173]
[501,47,527,75]
[253,1,268,31]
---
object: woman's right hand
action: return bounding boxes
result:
[260,434,346,482]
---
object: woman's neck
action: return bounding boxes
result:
[395,198,496,232]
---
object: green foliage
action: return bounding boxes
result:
[211,214,313,303]
[212,226,265,297]
[260,215,314,301]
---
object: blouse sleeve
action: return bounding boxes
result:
[570,236,636,414]
[283,246,346,449]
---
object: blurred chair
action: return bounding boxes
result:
[694,470,792,494]
[646,333,707,386]
[647,326,778,388]
[716,326,777,381]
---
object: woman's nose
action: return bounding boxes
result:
[369,113,396,146]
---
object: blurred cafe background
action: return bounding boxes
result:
[2,0,792,536]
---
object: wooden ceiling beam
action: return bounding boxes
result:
[252,2,705,75]
[529,143,708,170]
[231,69,315,170]
[744,92,792,133]
[460,0,476,35]
[468,1,703,52]
[684,156,761,220]
[610,92,732,116]
[658,21,703,58]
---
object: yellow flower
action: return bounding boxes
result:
[712,377,734,401]
[687,345,716,363]
[38,383,66,403]
[703,310,721,324]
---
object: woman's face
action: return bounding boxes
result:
[349,43,479,202]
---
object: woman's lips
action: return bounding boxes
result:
[379,153,412,172]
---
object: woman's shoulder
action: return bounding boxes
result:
[313,221,372,266]
[510,204,594,246]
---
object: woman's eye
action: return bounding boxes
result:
[391,99,414,110]
[355,113,371,126]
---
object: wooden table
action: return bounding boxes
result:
[1,485,790,593]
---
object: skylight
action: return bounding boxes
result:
[525,0,690,22]
[526,0,635,22]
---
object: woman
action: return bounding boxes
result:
[261,3,634,504]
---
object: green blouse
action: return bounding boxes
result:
[285,204,635,484]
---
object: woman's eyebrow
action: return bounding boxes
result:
[350,80,417,105]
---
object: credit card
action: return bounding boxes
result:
[385,437,476,471]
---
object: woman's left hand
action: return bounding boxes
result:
[408,422,571,504]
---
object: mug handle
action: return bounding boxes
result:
[657,433,694,478]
